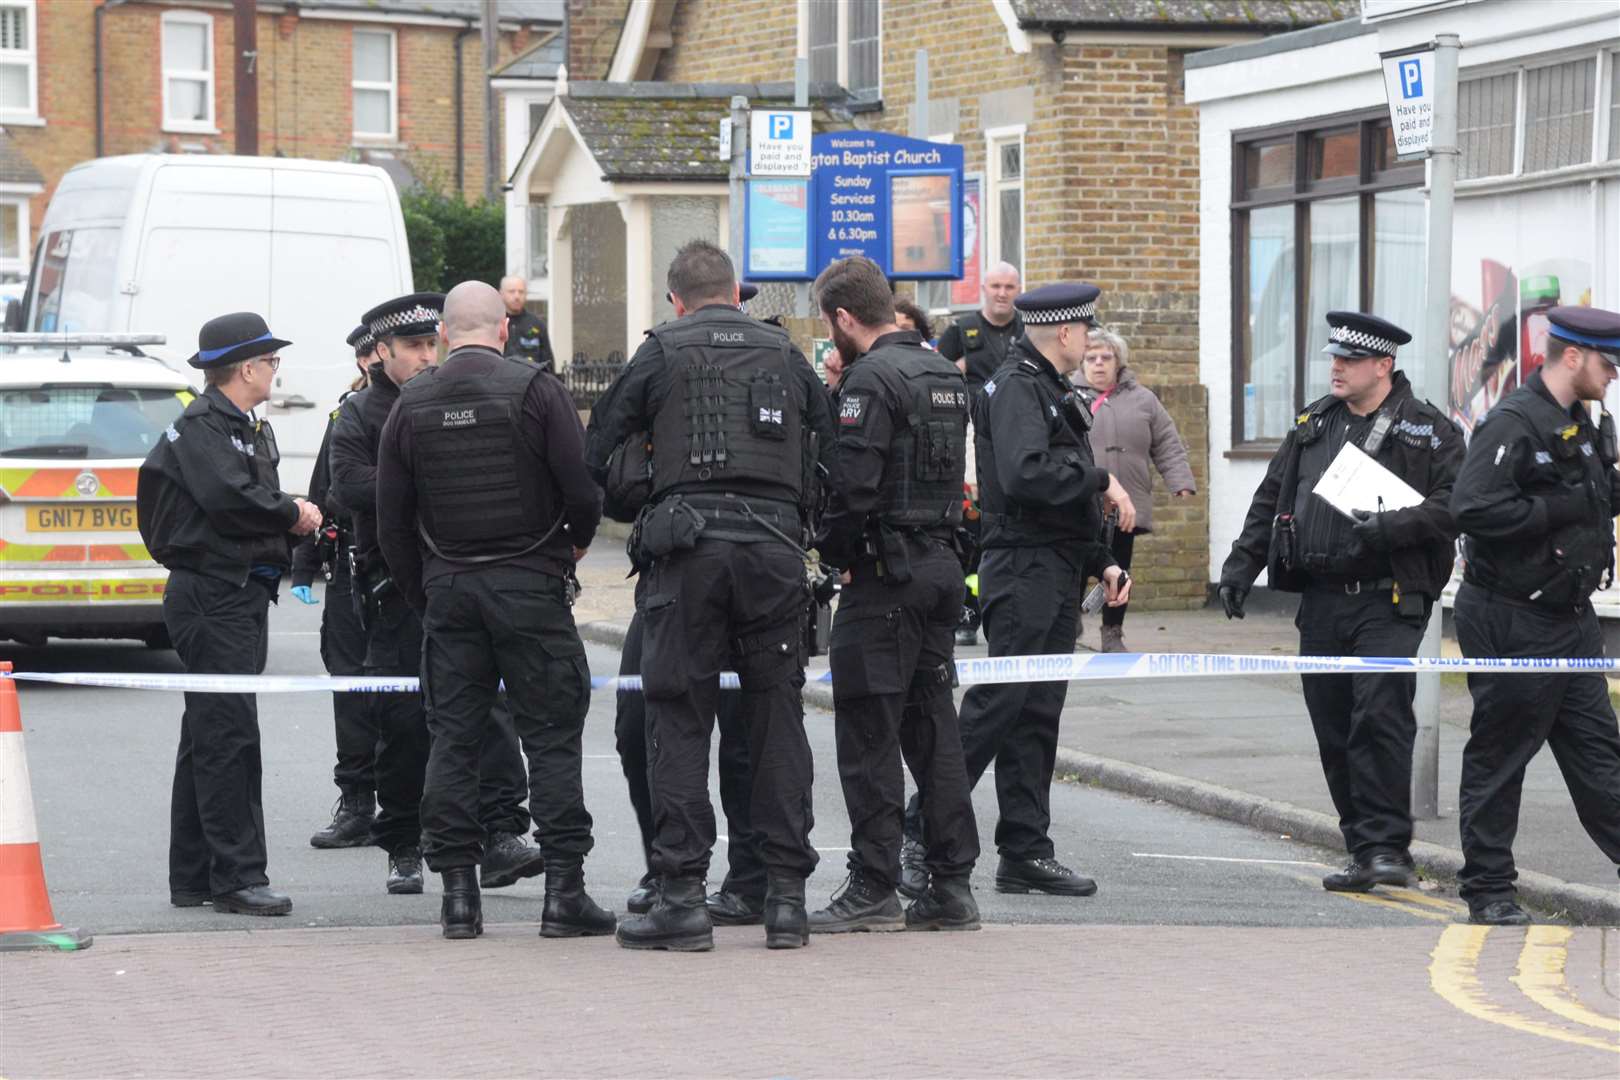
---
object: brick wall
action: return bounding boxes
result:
[567,0,629,80]
[653,0,800,82]
[11,0,539,253]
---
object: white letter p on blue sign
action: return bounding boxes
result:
[1399,59,1423,99]
[770,113,794,140]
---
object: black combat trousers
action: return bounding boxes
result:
[1295,585,1427,860]
[420,566,594,870]
[1454,582,1620,905]
[164,570,273,897]
[907,544,1080,860]
[957,512,983,634]
[615,608,766,898]
[319,567,377,795]
[831,541,978,887]
[366,590,534,855]
[639,538,817,883]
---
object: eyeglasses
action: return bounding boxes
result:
[253,355,281,372]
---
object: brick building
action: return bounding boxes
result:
[519,0,1353,609]
[0,0,561,284]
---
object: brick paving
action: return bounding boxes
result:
[3,924,1614,1078]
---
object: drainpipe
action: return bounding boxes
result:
[94,0,132,157]
[454,25,477,195]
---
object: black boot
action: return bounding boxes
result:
[615,876,714,952]
[763,873,808,950]
[995,856,1097,897]
[440,867,482,940]
[309,790,375,849]
[808,870,905,933]
[480,832,546,889]
[706,888,766,926]
[905,875,980,931]
[898,838,930,900]
[626,872,659,915]
[386,846,424,895]
[540,861,617,938]
[1322,852,1411,893]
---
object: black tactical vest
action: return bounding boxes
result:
[649,307,804,502]
[872,343,967,530]
[401,353,550,561]
[1471,388,1615,606]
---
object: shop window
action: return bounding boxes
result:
[1231,114,1424,445]
[801,1,881,104]
[1523,58,1596,173]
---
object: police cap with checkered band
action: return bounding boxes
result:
[363,292,445,342]
[345,324,375,356]
[1321,310,1412,360]
[1013,282,1102,327]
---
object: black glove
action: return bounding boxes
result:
[1541,485,1591,528]
[1350,509,1393,553]
[1218,582,1248,620]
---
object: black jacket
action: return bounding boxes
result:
[504,310,554,370]
[975,337,1115,577]
[938,310,1023,393]
[290,392,357,589]
[329,360,405,570]
[1451,367,1620,608]
[376,345,602,613]
[137,386,299,586]
[1221,371,1464,600]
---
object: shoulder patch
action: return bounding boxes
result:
[1559,423,1580,441]
[839,394,867,426]
[164,424,180,443]
[964,327,981,341]
[983,379,997,397]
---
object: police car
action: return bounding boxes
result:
[0,334,193,648]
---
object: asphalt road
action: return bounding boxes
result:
[6,587,1498,936]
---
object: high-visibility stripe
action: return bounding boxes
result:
[0,540,153,564]
[0,733,39,845]
[0,467,139,500]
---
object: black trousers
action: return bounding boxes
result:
[318,569,377,795]
[1296,586,1427,860]
[1099,529,1136,629]
[420,566,594,871]
[639,538,817,882]
[832,542,978,888]
[165,570,273,897]
[907,544,1081,860]
[1454,582,1620,905]
[366,590,532,855]
[615,608,766,897]
[957,512,983,633]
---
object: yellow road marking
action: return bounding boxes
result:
[1379,886,1470,914]
[1512,925,1620,1035]
[1430,925,1620,1055]
[1267,868,1455,922]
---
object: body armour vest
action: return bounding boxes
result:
[871,343,967,530]
[1472,388,1616,607]
[401,354,550,561]
[648,307,804,502]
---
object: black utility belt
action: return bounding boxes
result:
[1305,576,1395,595]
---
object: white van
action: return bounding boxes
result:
[11,154,413,484]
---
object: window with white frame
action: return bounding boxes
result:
[1458,49,1620,180]
[987,129,1023,272]
[161,11,214,132]
[0,0,38,122]
[0,197,27,281]
[801,1,880,104]
[352,29,397,140]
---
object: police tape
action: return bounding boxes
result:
[2,651,1619,694]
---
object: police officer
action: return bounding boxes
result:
[1449,305,1620,925]
[331,294,544,897]
[299,325,379,849]
[375,281,611,941]
[1220,311,1463,893]
[137,312,322,915]
[937,261,1023,395]
[585,288,772,926]
[902,283,1134,899]
[810,255,981,934]
[500,274,554,370]
[598,240,835,952]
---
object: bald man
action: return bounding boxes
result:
[938,262,1024,395]
[499,275,554,370]
[377,281,610,941]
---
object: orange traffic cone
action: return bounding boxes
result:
[0,661,91,951]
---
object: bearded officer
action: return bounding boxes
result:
[810,255,981,934]
[299,325,379,849]
[331,293,544,897]
[902,283,1134,900]
[137,312,322,915]
[599,240,835,952]
[1450,304,1620,925]
[375,280,611,941]
[1220,311,1463,894]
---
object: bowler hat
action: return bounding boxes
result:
[188,311,291,369]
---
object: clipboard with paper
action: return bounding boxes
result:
[1311,442,1425,519]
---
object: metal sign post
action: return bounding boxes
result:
[727,95,748,278]
[1382,34,1460,820]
